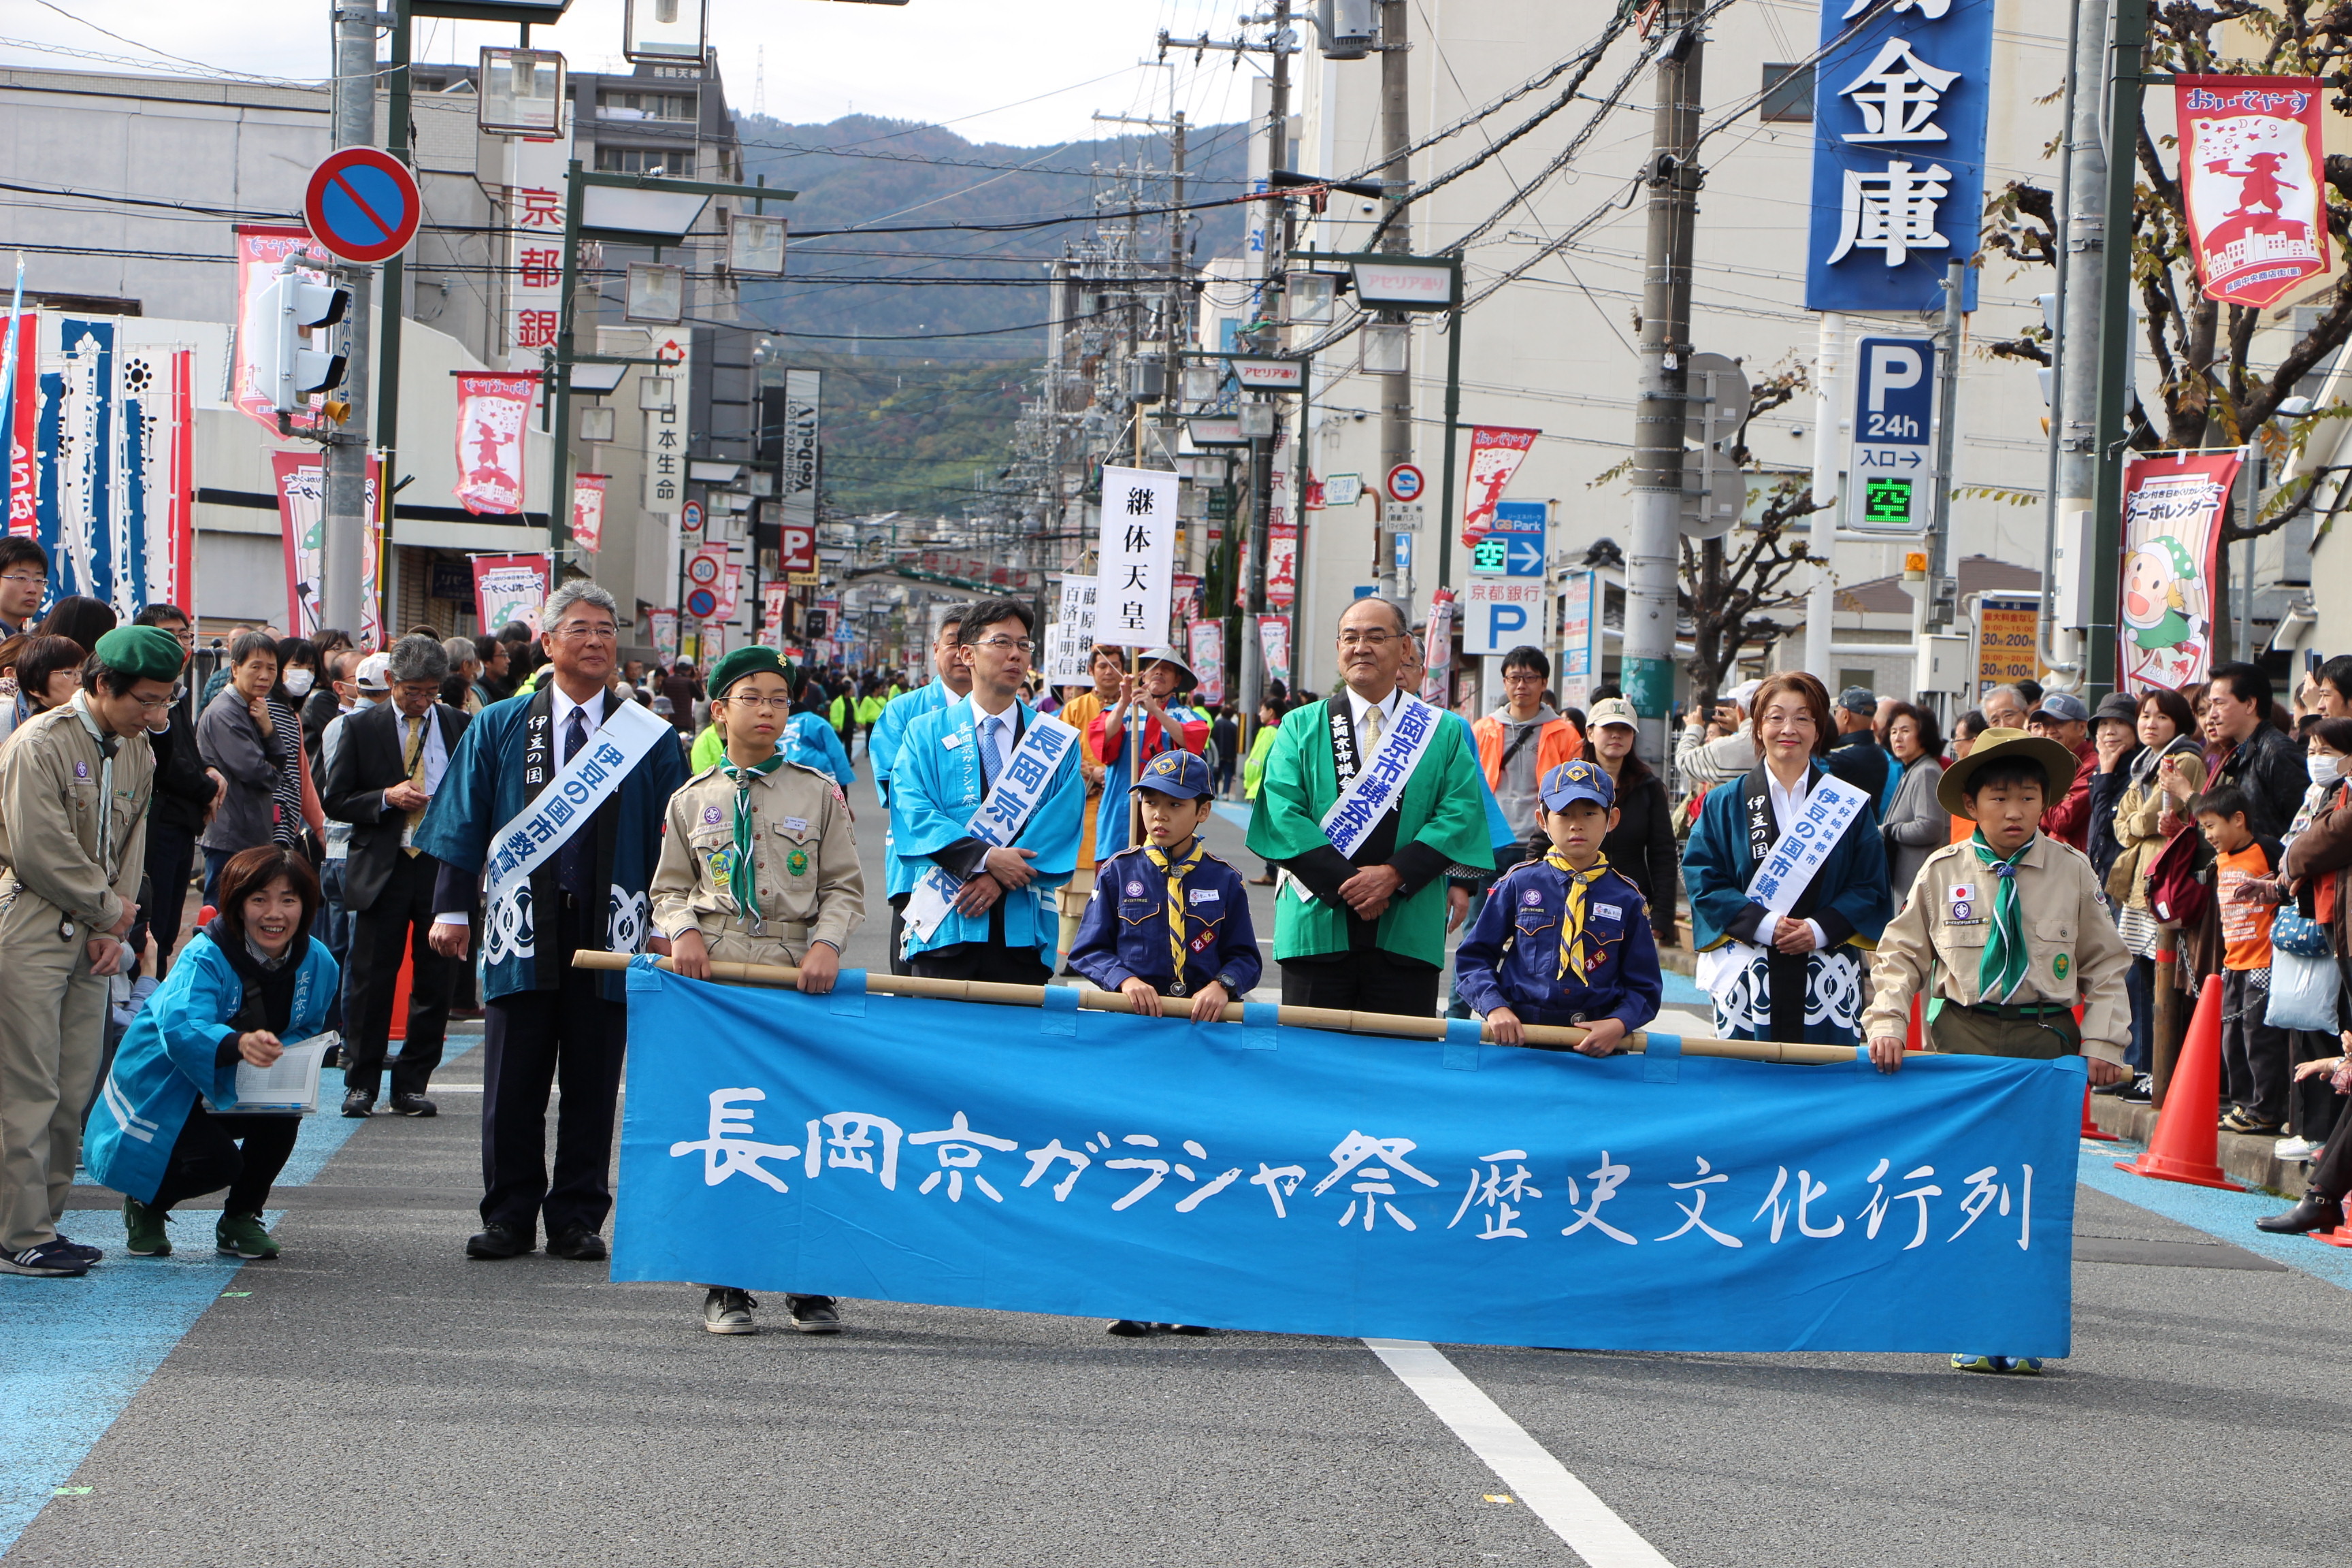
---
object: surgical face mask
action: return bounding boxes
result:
[282,668,315,698]
[2310,753,2343,785]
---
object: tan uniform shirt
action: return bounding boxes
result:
[651,756,863,964]
[1862,832,2131,1058]
[0,698,154,934]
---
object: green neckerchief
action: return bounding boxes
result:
[1142,834,1207,981]
[1540,848,1614,983]
[1970,828,2033,1002]
[719,749,788,930]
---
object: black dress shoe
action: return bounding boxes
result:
[391,1093,437,1117]
[466,1222,534,1259]
[2254,1193,2345,1235]
[340,1088,374,1117]
[546,1226,608,1262]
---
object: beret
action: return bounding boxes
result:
[94,625,185,684]
[708,645,789,700]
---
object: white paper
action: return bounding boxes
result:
[213,1030,339,1115]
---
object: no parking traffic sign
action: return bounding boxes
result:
[304,148,421,265]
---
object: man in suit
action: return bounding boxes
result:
[323,634,469,1117]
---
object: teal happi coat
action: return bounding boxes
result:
[868,677,956,898]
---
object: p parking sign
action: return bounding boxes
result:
[1848,336,1934,535]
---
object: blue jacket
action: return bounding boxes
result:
[1454,856,1661,1034]
[785,710,855,787]
[869,679,954,898]
[84,932,338,1204]
[1068,840,1262,998]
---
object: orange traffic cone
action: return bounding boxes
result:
[2319,1227,2352,1248]
[387,947,415,1042]
[2079,1085,2119,1142]
[2116,975,2242,1190]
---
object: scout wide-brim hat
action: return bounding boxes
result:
[1137,646,1198,694]
[1937,726,2083,820]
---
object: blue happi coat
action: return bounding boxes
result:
[84,932,337,1204]
[785,710,855,787]
[870,677,954,898]
[889,694,1085,966]
[413,685,689,1004]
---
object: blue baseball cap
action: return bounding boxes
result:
[1136,749,1213,800]
[1539,757,1616,811]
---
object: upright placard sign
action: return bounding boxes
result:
[1096,466,1178,649]
[1557,568,1601,710]
[1806,0,1996,314]
[1848,336,1935,534]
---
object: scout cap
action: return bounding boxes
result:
[2029,691,2090,725]
[1539,757,1616,811]
[708,645,789,700]
[93,625,184,684]
[1134,749,1212,800]
[1936,725,2082,819]
[1586,696,1637,730]
[354,651,393,692]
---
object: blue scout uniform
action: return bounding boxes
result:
[1454,760,1663,1035]
[1068,751,1262,999]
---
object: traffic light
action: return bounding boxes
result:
[259,271,350,415]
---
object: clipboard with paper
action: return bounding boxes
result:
[201,1031,341,1116]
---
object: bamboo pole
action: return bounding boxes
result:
[574,951,1862,1066]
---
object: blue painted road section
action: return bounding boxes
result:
[0,1039,477,1554]
[2080,1139,2352,1291]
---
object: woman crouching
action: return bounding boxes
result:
[86,846,337,1259]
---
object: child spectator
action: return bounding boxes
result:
[2196,785,2291,1137]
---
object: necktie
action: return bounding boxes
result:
[558,705,593,896]
[719,751,787,930]
[1360,698,1387,755]
[564,704,589,764]
[1144,835,1207,986]
[1541,848,1614,985]
[979,714,1004,792]
[1971,830,2032,1002]
[401,715,428,857]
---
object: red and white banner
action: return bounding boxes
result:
[2119,450,2239,696]
[1420,590,1454,706]
[648,606,679,664]
[454,371,540,516]
[1187,617,1224,706]
[471,553,552,636]
[1257,612,1290,680]
[1267,523,1297,609]
[2176,77,2330,309]
[570,472,606,555]
[233,226,331,435]
[3,311,35,537]
[164,347,195,610]
[1460,425,1539,544]
[270,449,382,647]
[1171,571,1201,627]
[718,562,744,621]
[502,114,572,368]
[762,581,787,644]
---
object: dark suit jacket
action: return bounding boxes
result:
[323,700,470,915]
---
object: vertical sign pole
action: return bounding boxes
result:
[2087,0,2149,700]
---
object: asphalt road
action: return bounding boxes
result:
[8,751,2352,1567]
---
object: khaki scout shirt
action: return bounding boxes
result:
[1862,832,2131,1058]
[651,757,863,960]
[0,697,155,934]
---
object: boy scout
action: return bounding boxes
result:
[0,625,178,1277]
[650,644,864,1337]
[1861,726,2130,1375]
[1455,759,1662,1056]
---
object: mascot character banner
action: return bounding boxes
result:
[2176,77,2330,309]
[2119,450,2237,696]
[614,966,2082,1355]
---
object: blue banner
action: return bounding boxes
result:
[1805,0,1996,314]
[614,966,2080,1354]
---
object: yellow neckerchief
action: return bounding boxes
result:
[1540,847,1614,983]
[1142,834,1207,980]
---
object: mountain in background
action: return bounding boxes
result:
[729,114,1245,515]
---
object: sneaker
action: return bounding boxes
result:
[2220,1108,2283,1137]
[785,1294,842,1334]
[2008,1357,2044,1375]
[1950,1354,2008,1374]
[1105,1319,1154,1337]
[2275,1136,2318,1162]
[702,1287,759,1335]
[2117,1074,2155,1103]
[215,1213,280,1260]
[50,1233,103,1265]
[122,1198,171,1257]
[0,1239,91,1277]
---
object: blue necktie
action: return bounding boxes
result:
[557,705,592,896]
[980,714,1003,793]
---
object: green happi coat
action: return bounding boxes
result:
[1245,693,1493,966]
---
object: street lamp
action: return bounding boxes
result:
[1361,321,1409,375]
[477,48,565,135]
[623,0,708,63]
[625,262,684,323]
[638,376,676,412]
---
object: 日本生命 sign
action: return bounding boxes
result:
[1805,0,1995,315]
[1848,335,1935,534]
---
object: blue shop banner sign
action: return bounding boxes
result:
[1805,0,1997,315]
[615,966,2080,1355]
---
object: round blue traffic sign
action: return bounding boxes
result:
[685,587,719,619]
[304,148,421,265]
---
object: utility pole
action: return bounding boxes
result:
[1236,0,1292,721]
[1620,1,1704,764]
[323,1,376,638]
[378,0,412,577]
[1925,257,1964,634]
[2044,0,2113,692]
[1375,0,1411,603]
[1803,316,1843,681]
[2085,0,2149,700]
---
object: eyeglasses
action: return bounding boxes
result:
[547,622,618,643]
[1501,670,1544,684]
[0,572,41,589]
[721,693,792,711]
[1337,631,1401,649]
[127,692,176,713]
[968,636,1035,654]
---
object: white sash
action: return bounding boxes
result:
[1743,772,1872,924]
[481,698,673,966]
[1318,693,1443,859]
[903,710,1081,943]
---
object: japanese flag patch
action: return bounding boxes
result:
[1947,884,1978,924]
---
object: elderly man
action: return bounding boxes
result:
[1979,684,2031,732]
[323,634,472,1118]
[1245,597,1492,1015]
[1675,677,1762,796]
[0,625,178,1277]
[2026,691,2097,851]
[1825,685,1891,800]
[867,606,973,974]
[415,583,688,1262]
[442,636,485,715]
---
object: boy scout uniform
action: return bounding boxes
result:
[1066,752,1261,1000]
[651,757,864,968]
[0,634,164,1259]
[1861,729,2129,1062]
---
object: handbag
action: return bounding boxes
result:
[2146,825,2212,929]
[2271,904,2332,959]
[2264,949,2341,1032]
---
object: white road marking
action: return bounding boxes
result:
[1365,1339,1675,1567]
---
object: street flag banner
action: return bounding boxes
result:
[233,226,332,434]
[471,553,551,636]
[270,449,381,647]
[1418,592,1454,706]
[2176,76,2330,309]
[1187,619,1224,706]
[454,371,539,516]
[614,974,2080,1355]
[3,310,35,538]
[2119,451,2237,696]
[1805,0,1996,314]
[1267,522,1297,608]
[1459,426,1539,544]
[762,581,786,646]
[648,607,679,665]
[1096,465,1177,648]
[1257,612,1290,680]
[570,472,606,555]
